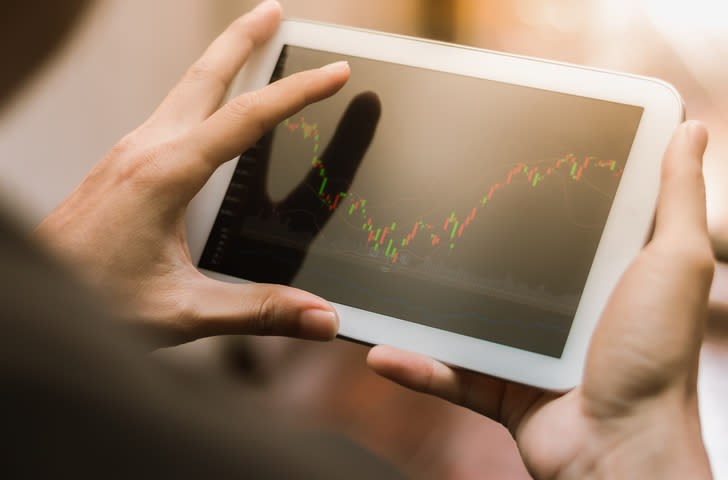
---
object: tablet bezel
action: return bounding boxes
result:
[187,19,684,390]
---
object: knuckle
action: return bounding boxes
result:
[135,147,165,177]
[688,245,715,281]
[229,90,264,116]
[286,71,316,102]
[226,91,269,136]
[186,60,211,82]
[102,132,143,165]
[253,288,280,335]
[114,143,173,188]
[421,359,437,393]
[164,289,200,331]
[652,237,715,282]
[184,60,227,94]
[679,241,714,274]
[140,286,203,342]
[109,135,136,157]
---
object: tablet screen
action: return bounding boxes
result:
[199,45,644,358]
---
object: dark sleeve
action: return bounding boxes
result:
[0,211,405,479]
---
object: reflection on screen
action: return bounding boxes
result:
[199,45,644,357]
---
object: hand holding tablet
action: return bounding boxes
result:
[32,1,715,477]
[369,122,714,480]
[34,1,349,346]
[189,19,684,390]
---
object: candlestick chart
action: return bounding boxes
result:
[283,115,624,268]
[199,44,645,358]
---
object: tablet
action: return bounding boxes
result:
[187,19,683,390]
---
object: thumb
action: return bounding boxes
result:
[583,121,713,414]
[653,120,711,245]
[184,278,340,341]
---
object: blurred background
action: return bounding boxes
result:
[0,1,726,478]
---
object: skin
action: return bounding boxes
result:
[27,0,716,477]
[368,122,715,479]
[34,0,348,346]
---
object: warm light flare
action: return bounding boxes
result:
[645,0,728,33]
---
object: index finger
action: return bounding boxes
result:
[180,61,351,190]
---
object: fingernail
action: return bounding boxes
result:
[253,0,280,14]
[321,61,350,73]
[300,308,339,340]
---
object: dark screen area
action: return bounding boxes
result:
[199,45,644,357]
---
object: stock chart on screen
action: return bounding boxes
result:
[199,45,643,357]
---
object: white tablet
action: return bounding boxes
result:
[187,19,683,390]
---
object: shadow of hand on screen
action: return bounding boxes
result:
[234,91,382,285]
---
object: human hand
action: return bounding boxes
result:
[368,122,715,479]
[34,0,354,347]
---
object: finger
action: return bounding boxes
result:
[653,121,710,246]
[367,345,506,418]
[584,122,713,409]
[279,92,381,230]
[180,61,351,191]
[148,0,283,133]
[181,277,340,342]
